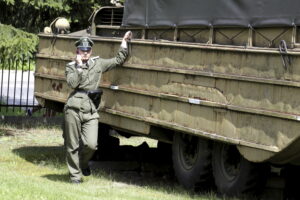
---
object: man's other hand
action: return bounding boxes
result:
[123,31,133,42]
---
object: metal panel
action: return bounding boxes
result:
[35,33,300,163]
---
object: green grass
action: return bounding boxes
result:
[0,107,62,117]
[0,60,35,71]
[0,107,28,116]
[0,125,231,200]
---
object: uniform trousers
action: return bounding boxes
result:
[64,108,98,181]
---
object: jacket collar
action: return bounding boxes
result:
[87,58,96,71]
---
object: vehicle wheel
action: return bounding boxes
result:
[212,142,269,197]
[172,132,213,190]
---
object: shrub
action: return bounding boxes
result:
[0,24,38,64]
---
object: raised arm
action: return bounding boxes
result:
[65,62,82,89]
[100,31,132,72]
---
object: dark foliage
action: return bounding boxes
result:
[0,0,112,33]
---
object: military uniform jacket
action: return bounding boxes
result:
[65,47,128,116]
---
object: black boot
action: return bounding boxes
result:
[82,167,91,176]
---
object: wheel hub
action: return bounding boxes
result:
[220,145,241,181]
[179,135,199,170]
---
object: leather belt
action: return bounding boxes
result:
[75,89,102,95]
[75,89,103,108]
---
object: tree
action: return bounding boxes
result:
[0,0,112,33]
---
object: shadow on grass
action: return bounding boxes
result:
[12,144,178,187]
[12,146,65,169]
[42,174,70,183]
[11,143,216,197]
[12,145,70,183]
[91,143,177,188]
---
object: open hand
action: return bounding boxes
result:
[76,54,83,66]
[123,31,133,42]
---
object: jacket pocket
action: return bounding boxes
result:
[80,97,92,113]
[66,96,83,110]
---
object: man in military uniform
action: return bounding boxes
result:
[64,31,132,183]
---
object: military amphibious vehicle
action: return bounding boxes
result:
[35,0,300,196]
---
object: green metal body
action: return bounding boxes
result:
[35,8,300,166]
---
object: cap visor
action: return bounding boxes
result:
[79,47,91,51]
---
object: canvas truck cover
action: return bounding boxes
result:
[122,0,300,28]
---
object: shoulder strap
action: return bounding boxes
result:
[67,61,76,66]
[91,56,100,62]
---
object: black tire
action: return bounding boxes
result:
[172,132,213,190]
[212,142,269,197]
